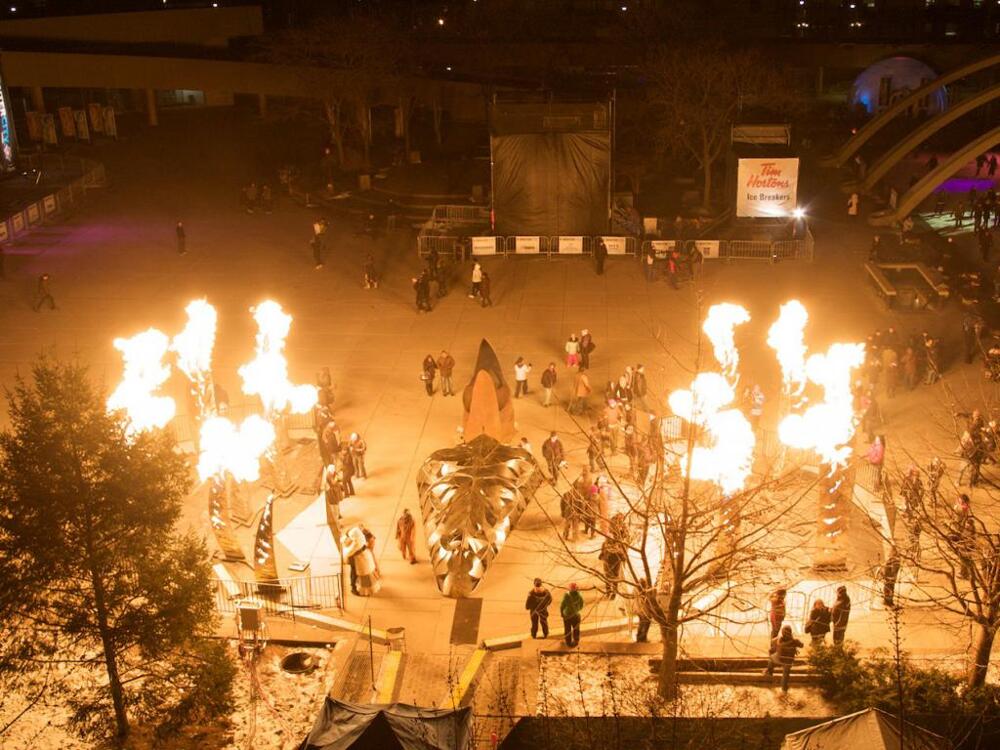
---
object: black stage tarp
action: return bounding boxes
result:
[491,101,610,237]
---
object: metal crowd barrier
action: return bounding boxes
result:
[0,154,106,244]
[212,572,343,619]
[638,232,814,263]
[430,204,490,224]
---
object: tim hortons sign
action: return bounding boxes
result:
[736,158,799,218]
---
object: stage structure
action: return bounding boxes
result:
[417,434,541,598]
[490,96,611,237]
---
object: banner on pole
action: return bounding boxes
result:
[735,158,799,218]
[58,106,76,138]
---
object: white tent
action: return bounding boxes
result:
[782,708,951,750]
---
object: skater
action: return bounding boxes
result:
[362,253,378,289]
[594,237,608,275]
[805,599,831,645]
[525,578,552,638]
[421,354,437,396]
[570,367,592,415]
[542,431,565,480]
[33,273,55,311]
[580,329,595,369]
[541,362,558,407]
[831,586,851,645]
[437,350,456,396]
[470,262,483,298]
[765,626,805,692]
[479,270,493,307]
[349,433,367,479]
[514,357,531,398]
[311,235,323,269]
[565,333,581,368]
[769,588,787,639]
[560,582,584,647]
[176,221,186,255]
[395,508,418,564]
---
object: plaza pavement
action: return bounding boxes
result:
[0,110,995,707]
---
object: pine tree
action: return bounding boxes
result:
[0,358,233,744]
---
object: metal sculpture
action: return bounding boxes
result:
[416,434,541,597]
[253,494,278,583]
[208,476,246,562]
[462,339,515,443]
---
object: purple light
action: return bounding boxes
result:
[931,177,995,194]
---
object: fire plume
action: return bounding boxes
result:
[107,329,176,434]
[767,300,808,398]
[238,301,318,416]
[197,414,276,482]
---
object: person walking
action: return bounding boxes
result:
[514,357,531,398]
[525,578,553,639]
[632,364,649,412]
[768,588,787,639]
[323,464,344,522]
[560,582,584,647]
[644,248,655,282]
[580,329,595,369]
[765,625,805,692]
[363,253,378,289]
[33,273,55,311]
[587,427,603,472]
[542,431,565,480]
[594,238,608,275]
[805,599,831,645]
[470,262,483,299]
[831,586,851,645]
[349,433,367,479]
[176,221,186,255]
[847,192,859,218]
[421,354,437,397]
[437,350,456,396]
[541,362,558,407]
[395,508,418,564]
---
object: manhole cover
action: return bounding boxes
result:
[281,652,316,674]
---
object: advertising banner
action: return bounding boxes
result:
[471,236,498,255]
[42,115,57,145]
[87,103,104,133]
[600,237,629,255]
[58,106,76,138]
[514,236,541,254]
[736,158,799,218]
[0,220,8,242]
[43,194,57,215]
[558,236,584,254]
[650,239,676,258]
[11,212,24,234]
[27,203,41,225]
[103,106,117,139]
[73,110,90,141]
[694,240,720,259]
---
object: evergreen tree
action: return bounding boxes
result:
[0,358,233,744]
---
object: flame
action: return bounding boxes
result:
[107,328,176,434]
[778,342,865,468]
[238,300,318,415]
[197,414,276,482]
[669,371,755,495]
[702,303,750,381]
[171,299,217,385]
[767,300,808,398]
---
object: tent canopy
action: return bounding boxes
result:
[298,698,472,750]
[782,708,951,750]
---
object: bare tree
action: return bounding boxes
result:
[542,320,815,701]
[644,46,797,211]
[262,14,408,169]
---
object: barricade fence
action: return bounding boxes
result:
[0,154,106,244]
[417,232,812,262]
[212,572,343,620]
